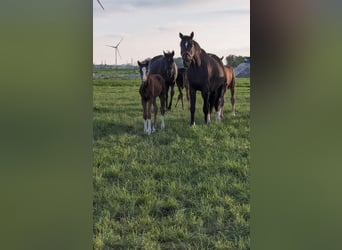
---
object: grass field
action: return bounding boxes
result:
[93,68,250,249]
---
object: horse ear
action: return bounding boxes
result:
[137,61,141,66]
[171,50,174,56]
[163,50,166,56]
[179,32,183,39]
[190,31,194,39]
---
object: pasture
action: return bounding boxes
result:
[93,68,250,249]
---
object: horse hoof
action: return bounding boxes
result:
[190,122,195,127]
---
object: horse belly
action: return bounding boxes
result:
[188,79,204,91]
[209,76,225,91]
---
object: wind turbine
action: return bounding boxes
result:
[106,38,123,66]
[96,0,104,10]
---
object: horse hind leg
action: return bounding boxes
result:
[219,96,225,119]
[175,94,179,107]
[152,98,158,133]
[230,82,236,116]
[165,85,170,111]
[175,86,184,110]
[218,87,227,120]
[180,90,184,110]
[201,88,210,124]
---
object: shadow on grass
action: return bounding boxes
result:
[93,119,139,140]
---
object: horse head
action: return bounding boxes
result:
[179,31,200,68]
[163,50,175,79]
[137,60,149,84]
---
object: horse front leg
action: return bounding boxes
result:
[167,83,175,110]
[215,85,225,121]
[180,87,184,110]
[160,94,166,129]
[165,85,170,111]
[189,87,196,126]
[146,100,152,134]
[142,98,148,133]
[230,83,236,116]
[186,86,190,110]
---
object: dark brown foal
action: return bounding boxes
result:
[138,60,166,134]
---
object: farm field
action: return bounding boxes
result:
[93,68,250,249]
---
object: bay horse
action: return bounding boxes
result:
[149,51,178,111]
[137,60,166,134]
[174,67,189,110]
[208,54,236,118]
[179,32,226,125]
[222,65,236,117]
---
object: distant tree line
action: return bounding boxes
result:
[225,55,249,67]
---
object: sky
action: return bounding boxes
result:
[93,0,250,65]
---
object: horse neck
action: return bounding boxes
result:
[192,41,205,66]
[193,41,202,54]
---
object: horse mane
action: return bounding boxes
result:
[193,40,203,67]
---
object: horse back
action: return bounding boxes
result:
[201,54,225,93]
[223,66,235,89]
[149,55,177,84]
[206,54,225,79]
[148,74,166,96]
[149,55,164,74]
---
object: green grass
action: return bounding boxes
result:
[93,68,250,249]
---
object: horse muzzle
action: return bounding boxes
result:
[181,51,192,68]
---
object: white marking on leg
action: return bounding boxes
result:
[143,119,148,133]
[232,110,236,116]
[207,113,211,123]
[147,119,152,135]
[216,110,221,121]
[160,116,165,129]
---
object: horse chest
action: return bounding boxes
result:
[187,68,209,89]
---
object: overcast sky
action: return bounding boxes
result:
[93,0,250,65]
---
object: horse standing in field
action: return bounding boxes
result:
[149,51,178,111]
[179,32,226,125]
[174,67,190,110]
[222,65,236,117]
[208,54,236,118]
[138,60,166,134]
